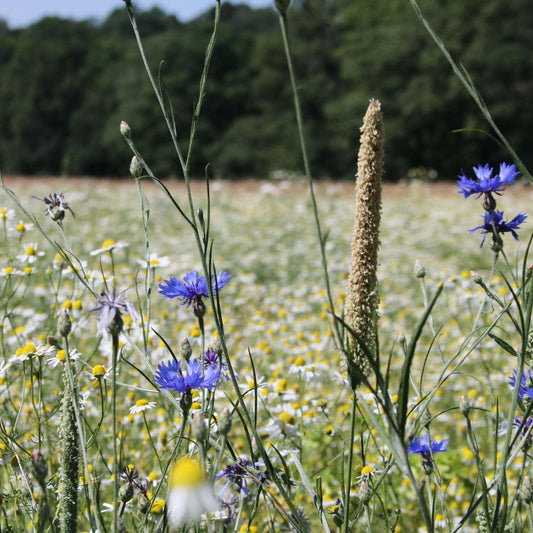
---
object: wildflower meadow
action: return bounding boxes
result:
[1,1,533,532]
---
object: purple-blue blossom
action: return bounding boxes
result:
[457,163,520,199]
[216,458,268,498]
[158,271,231,308]
[154,358,221,393]
[91,288,138,337]
[509,370,533,401]
[408,435,448,459]
[203,348,232,380]
[469,210,527,247]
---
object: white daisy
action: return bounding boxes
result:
[166,457,218,528]
[129,398,157,414]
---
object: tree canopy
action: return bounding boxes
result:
[0,0,531,179]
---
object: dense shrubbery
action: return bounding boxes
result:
[0,0,532,179]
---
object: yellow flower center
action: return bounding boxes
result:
[4,266,14,275]
[16,223,25,232]
[361,465,375,476]
[135,399,149,407]
[101,239,115,249]
[25,246,36,256]
[92,364,107,377]
[293,356,306,366]
[278,412,294,425]
[150,499,165,515]
[169,457,204,488]
[57,350,67,361]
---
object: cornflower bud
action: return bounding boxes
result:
[218,407,232,436]
[120,120,131,139]
[521,475,533,504]
[129,155,143,178]
[459,395,470,417]
[358,481,372,505]
[414,261,426,279]
[471,271,483,285]
[119,482,134,503]
[191,412,208,444]
[58,308,72,338]
[180,337,192,362]
[31,450,49,487]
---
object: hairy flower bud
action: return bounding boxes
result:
[180,337,192,362]
[218,407,232,436]
[119,482,134,503]
[459,395,470,417]
[129,155,143,178]
[31,450,49,487]
[120,120,131,139]
[471,271,483,285]
[414,261,426,279]
[358,481,373,505]
[521,475,533,504]
[191,412,208,444]
[58,308,72,338]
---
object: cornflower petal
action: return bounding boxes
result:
[408,435,448,457]
[469,210,527,246]
[158,270,231,308]
[154,358,221,393]
[457,162,519,199]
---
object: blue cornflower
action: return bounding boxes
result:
[469,210,527,247]
[408,435,448,473]
[91,288,138,337]
[154,358,220,393]
[203,348,232,381]
[509,370,533,401]
[457,163,520,199]
[158,271,231,316]
[216,458,268,498]
[408,435,448,458]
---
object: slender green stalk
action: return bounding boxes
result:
[276,8,341,345]
[407,0,531,182]
[343,393,358,531]
[111,332,120,533]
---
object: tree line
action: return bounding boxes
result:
[0,0,531,180]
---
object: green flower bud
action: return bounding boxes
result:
[414,261,426,279]
[119,482,134,503]
[58,308,72,338]
[31,449,49,486]
[120,120,131,139]
[129,155,143,178]
[459,395,470,417]
[521,475,533,504]
[218,407,232,436]
[180,337,192,362]
[191,412,208,444]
